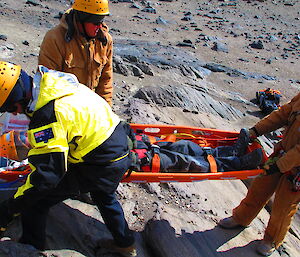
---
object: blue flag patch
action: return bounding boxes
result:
[34,128,54,143]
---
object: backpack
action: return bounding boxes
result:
[256,88,281,115]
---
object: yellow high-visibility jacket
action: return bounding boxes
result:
[15,65,120,199]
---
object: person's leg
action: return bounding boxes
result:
[232,173,281,226]
[263,175,300,248]
[159,140,204,156]
[214,148,262,172]
[78,154,135,248]
[19,197,62,249]
[159,150,210,172]
[19,170,80,250]
[232,128,250,156]
[90,190,134,248]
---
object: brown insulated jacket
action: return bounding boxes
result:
[254,92,300,174]
[38,11,113,105]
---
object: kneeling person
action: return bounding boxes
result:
[0,61,136,257]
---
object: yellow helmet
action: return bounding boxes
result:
[0,61,21,109]
[72,0,110,15]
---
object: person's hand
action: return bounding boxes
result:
[249,127,259,140]
[263,162,281,176]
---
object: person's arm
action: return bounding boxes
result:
[255,93,300,175]
[11,104,69,213]
[38,28,65,70]
[252,94,300,136]
[95,35,113,106]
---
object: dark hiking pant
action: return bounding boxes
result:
[19,154,134,250]
[155,140,243,172]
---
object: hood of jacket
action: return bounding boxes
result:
[27,65,80,115]
[60,8,110,43]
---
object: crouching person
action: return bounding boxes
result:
[218,92,300,256]
[0,61,136,257]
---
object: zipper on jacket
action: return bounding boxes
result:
[84,40,93,89]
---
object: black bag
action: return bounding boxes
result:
[256,88,281,115]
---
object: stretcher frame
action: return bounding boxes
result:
[0,123,266,185]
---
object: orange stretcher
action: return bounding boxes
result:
[0,124,266,185]
[122,124,266,182]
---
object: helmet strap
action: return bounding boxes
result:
[16,71,32,112]
[65,10,76,42]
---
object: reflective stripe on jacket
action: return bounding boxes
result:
[38,9,113,105]
[14,66,120,199]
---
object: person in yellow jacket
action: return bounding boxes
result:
[218,92,300,256]
[0,61,136,257]
[38,0,114,105]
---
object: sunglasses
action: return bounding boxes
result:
[76,11,105,25]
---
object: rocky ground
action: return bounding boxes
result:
[0,0,299,257]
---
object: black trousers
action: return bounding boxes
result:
[19,154,134,250]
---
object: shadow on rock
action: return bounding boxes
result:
[1,201,115,257]
[45,202,112,256]
[246,110,266,119]
[143,219,262,257]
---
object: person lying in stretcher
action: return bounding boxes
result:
[0,127,263,173]
[130,128,263,173]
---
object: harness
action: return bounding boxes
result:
[202,147,218,173]
[132,134,165,173]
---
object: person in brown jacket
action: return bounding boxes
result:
[38,0,113,105]
[218,92,300,256]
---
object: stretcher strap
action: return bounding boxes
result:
[151,145,160,173]
[207,154,217,173]
[161,134,176,142]
[172,133,208,147]
[151,153,160,173]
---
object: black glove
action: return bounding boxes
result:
[120,121,137,150]
[0,199,16,232]
[249,127,259,140]
[263,162,281,176]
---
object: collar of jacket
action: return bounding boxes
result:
[61,8,108,45]
[26,65,79,115]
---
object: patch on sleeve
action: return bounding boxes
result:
[34,128,54,143]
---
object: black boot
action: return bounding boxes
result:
[233,128,250,157]
[240,148,263,170]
